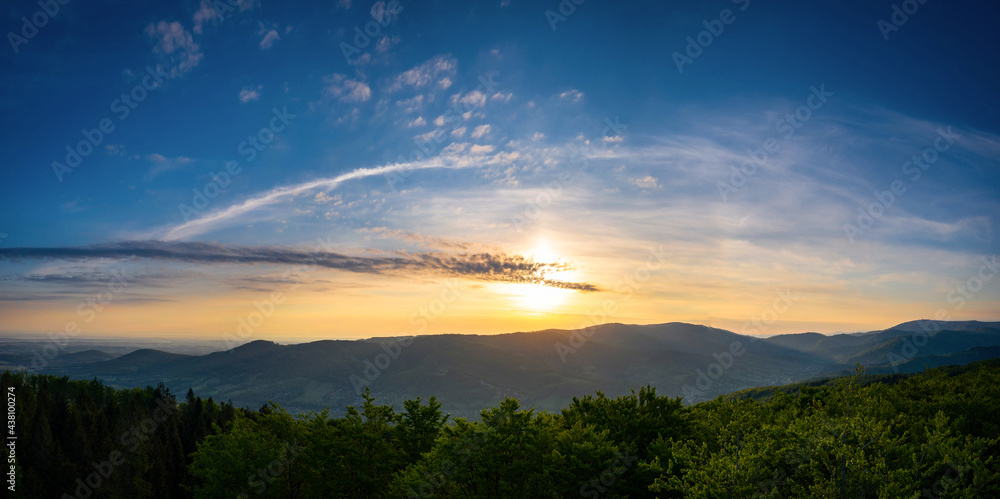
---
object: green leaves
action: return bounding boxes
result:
[9,358,1000,497]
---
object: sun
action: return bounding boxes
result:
[505,240,578,314]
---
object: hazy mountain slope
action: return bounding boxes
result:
[889,320,1000,333]
[36,321,1000,418]
[48,349,118,366]
[97,349,193,374]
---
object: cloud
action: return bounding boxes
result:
[471,124,491,139]
[324,74,372,103]
[455,90,486,108]
[370,1,395,24]
[145,154,194,180]
[490,92,513,103]
[631,175,661,190]
[259,28,280,49]
[390,55,457,91]
[375,35,399,54]
[407,116,427,127]
[192,1,219,34]
[395,94,424,113]
[191,0,257,34]
[144,146,528,240]
[559,89,584,102]
[145,21,203,77]
[360,227,473,250]
[239,85,261,103]
[314,192,341,204]
[0,241,601,292]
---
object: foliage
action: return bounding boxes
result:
[5,359,1000,497]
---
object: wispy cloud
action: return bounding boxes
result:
[559,89,583,102]
[145,21,202,77]
[390,55,457,91]
[150,146,520,240]
[239,85,261,103]
[145,153,194,180]
[257,23,281,49]
[359,227,474,250]
[0,241,601,291]
[323,74,372,103]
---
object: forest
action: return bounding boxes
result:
[3,359,999,498]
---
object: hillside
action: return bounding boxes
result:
[35,320,1000,418]
[6,357,1000,497]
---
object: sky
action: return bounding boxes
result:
[0,0,998,342]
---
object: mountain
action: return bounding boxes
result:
[888,319,1000,332]
[37,320,1000,418]
[97,349,193,374]
[47,349,117,366]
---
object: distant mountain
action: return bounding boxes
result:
[889,319,1000,333]
[48,349,117,366]
[98,348,193,373]
[37,321,1000,419]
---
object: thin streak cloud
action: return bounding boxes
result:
[155,148,510,241]
[0,241,601,292]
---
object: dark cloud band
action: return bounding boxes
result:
[0,240,601,292]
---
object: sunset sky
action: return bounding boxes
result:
[1,0,998,342]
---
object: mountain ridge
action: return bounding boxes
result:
[35,320,1000,418]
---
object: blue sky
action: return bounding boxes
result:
[1,0,998,340]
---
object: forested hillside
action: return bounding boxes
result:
[5,360,999,497]
[32,321,1000,418]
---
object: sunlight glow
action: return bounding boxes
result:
[506,240,578,313]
